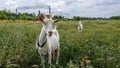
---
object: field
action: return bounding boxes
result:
[0,20,120,68]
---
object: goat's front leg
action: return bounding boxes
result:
[55,48,59,65]
[48,50,52,68]
[40,54,45,68]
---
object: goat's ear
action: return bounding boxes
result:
[38,13,46,22]
[54,19,59,23]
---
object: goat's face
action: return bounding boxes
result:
[39,13,59,37]
[43,18,54,37]
[79,21,81,24]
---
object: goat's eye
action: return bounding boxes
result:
[43,22,46,25]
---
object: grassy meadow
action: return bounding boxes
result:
[0,20,120,68]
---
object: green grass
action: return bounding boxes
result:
[0,20,120,68]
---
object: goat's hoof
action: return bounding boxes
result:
[40,64,45,68]
[56,62,58,65]
[55,64,60,68]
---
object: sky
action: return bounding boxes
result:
[0,0,120,18]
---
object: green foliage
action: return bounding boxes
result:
[0,10,36,20]
[0,20,120,68]
[0,10,8,20]
[109,16,120,20]
[53,16,64,20]
[73,16,108,20]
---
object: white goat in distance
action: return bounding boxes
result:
[78,20,83,32]
[36,13,60,68]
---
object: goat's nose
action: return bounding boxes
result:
[48,31,52,37]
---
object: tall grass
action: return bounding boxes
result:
[0,20,120,68]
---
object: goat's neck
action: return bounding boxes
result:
[39,25,47,45]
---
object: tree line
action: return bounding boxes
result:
[0,10,36,20]
[0,10,120,20]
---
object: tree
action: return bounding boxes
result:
[109,16,120,20]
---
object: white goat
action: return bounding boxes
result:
[36,13,60,68]
[78,20,83,32]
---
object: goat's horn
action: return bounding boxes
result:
[38,13,46,22]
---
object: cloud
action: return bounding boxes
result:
[63,0,120,17]
[0,0,120,17]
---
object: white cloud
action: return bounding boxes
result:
[0,0,120,17]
